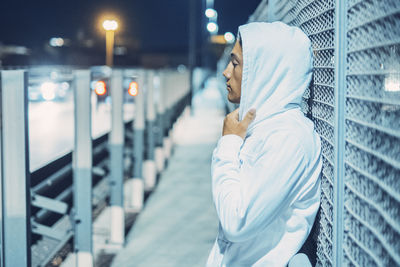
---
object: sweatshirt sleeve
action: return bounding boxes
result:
[212,133,308,242]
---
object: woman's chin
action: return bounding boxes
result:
[227,94,240,104]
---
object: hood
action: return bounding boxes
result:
[238,22,313,133]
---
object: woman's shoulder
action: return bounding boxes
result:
[244,123,319,160]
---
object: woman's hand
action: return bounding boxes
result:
[222,108,256,139]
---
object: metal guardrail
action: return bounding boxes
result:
[0,67,191,267]
[31,129,114,266]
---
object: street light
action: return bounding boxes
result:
[102,19,118,66]
[205,8,217,19]
[207,22,218,34]
[224,32,235,44]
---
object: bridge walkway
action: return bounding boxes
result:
[112,80,225,267]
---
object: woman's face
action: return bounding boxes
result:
[223,40,243,103]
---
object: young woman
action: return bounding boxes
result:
[207,22,321,266]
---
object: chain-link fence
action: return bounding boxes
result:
[217,0,400,265]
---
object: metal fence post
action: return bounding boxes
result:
[109,69,125,246]
[72,70,93,267]
[333,0,347,266]
[154,72,165,173]
[162,71,172,159]
[143,70,157,190]
[0,70,31,267]
[127,69,145,211]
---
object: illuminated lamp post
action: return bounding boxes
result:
[102,19,118,66]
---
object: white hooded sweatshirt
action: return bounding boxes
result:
[207,22,322,266]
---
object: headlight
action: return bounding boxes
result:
[40,82,57,101]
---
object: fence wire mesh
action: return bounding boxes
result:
[344,0,400,266]
[258,0,337,265]
[222,0,400,266]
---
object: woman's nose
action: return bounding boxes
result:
[223,64,231,79]
[223,69,228,79]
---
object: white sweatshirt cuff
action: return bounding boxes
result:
[214,134,243,161]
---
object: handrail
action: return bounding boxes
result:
[0,67,192,267]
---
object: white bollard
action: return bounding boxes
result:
[76,252,94,267]
[163,136,172,159]
[143,160,157,191]
[110,205,124,246]
[155,147,165,172]
[126,178,144,212]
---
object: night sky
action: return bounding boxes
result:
[0,0,261,51]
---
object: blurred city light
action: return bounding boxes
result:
[224,32,235,44]
[114,46,127,55]
[207,22,218,34]
[49,38,64,47]
[40,82,57,101]
[102,18,119,66]
[177,64,187,73]
[103,19,118,67]
[128,81,138,96]
[2,45,30,55]
[205,8,217,19]
[103,20,118,31]
[94,81,107,96]
[50,71,58,79]
[61,82,70,91]
[210,35,227,44]
[58,82,69,97]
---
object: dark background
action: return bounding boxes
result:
[0,0,260,67]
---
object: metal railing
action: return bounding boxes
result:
[0,67,191,267]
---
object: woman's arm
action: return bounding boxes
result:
[212,132,308,242]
